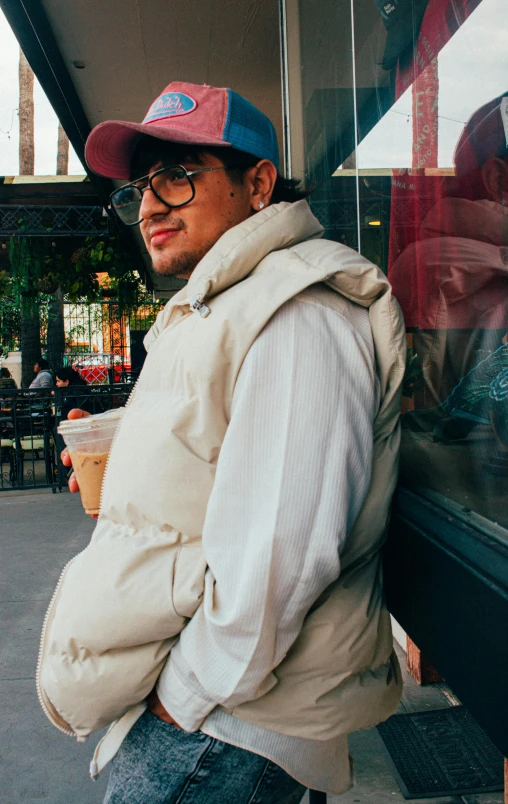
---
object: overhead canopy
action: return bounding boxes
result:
[2,0,283,294]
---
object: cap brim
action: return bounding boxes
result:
[85,120,231,179]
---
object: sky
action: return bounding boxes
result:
[0,7,83,175]
[0,0,505,176]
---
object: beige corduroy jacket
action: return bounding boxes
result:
[37,200,405,775]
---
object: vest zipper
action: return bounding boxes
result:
[188,295,211,318]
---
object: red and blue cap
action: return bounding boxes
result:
[85,81,280,179]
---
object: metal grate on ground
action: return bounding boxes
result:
[377,706,504,799]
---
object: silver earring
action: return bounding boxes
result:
[257,202,265,209]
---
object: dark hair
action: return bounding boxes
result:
[0,367,11,378]
[444,152,508,202]
[37,357,50,370]
[130,136,310,204]
[55,367,87,385]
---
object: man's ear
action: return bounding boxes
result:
[248,160,278,211]
[481,157,508,203]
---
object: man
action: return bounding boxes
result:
[56,81,405,803]
[29,358,53,389]
[391,92,508,409]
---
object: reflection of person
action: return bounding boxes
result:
[28,358,53,389]
[391,92,508,406]
[42,81,406,803]
[0,367,17,390]
[54,367,89,420]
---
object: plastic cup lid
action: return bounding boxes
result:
[57,407,124,436]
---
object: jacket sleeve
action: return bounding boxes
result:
[156,297,378,731]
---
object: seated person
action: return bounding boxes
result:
[29,358,53,389]
[0,367,17,390]
[391,92,508,407]
[55,367,90,420]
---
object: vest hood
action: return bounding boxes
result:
[145,200,394,350]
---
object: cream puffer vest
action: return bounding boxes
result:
[37,200,405,773]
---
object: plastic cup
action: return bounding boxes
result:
[58,408,123,515]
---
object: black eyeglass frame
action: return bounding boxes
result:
[109,164,228,226]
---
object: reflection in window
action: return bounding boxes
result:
[287,0,508,528]
[378,0,508,528]
[394,90,508,529]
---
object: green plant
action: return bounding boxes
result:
[0,233,159,360]
[6,236,101,304]
[0,277,20,353]
[82,237,149,310]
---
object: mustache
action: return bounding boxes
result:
[145,215,185,233]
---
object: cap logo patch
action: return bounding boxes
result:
[143,92,197,123]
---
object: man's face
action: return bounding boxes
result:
[137,152,253,279]
[34,362,39,373]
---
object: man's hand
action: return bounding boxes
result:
[147,689,183,729]
[60,409,98,517]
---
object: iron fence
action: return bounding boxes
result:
[0,384,133,492]
[0,298,164,382]
[61,300,163,380]
[63,352,132,384]
[0,205,108,236]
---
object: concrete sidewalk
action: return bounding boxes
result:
[0,489,503,804]
[1,489,108,804]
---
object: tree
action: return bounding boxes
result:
[46,286,65,371]
[48,122,71,368]
[56,123,69,175]
[18,49,39,385]
[18,49,34,175]
[20,300,41,386]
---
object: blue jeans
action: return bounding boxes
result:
[103,711,307,804]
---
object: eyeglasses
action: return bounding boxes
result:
[109,164,228,226]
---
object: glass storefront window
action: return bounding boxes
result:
[283,0,508,530]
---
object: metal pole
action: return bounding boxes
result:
[349,0,361,255]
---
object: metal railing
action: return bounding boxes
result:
[0,384,133,492]
[0,205,108,236]
[64,353,132,385]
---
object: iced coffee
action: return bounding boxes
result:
[70,450,109,514]
[58,408,123,515]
